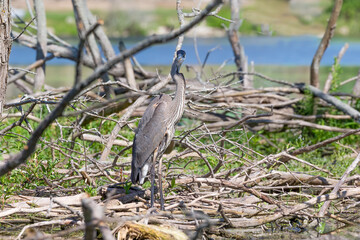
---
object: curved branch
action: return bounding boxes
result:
[0,0,223,177]
[310,0,343,88]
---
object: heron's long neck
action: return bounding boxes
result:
[170,73,186,124]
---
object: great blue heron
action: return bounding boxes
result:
[131,50,186,210]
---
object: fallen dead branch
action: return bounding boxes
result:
[298,84,360,123]
[319,153,360,217]
[0,0,224,177]
[2,0,360,239]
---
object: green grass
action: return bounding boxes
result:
[14,0,360,38]
[2,62,360,211]
[1,96,360,207]
[205,6,259,35]
[6,65,359,100]
[18,8,182,37]
[45,11,78,37]
[240,0,327,36]
[18,11,78,37]
[323,0,360,37]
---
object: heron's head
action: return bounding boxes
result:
[171,50,186,76]
[176,50,186,66]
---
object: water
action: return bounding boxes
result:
[7,36,360,99]
[9,36,360,66]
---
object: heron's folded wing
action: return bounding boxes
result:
[133,95,172,168]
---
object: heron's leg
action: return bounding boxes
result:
[150,148,158,208]
[158,157,164,210]
[150,162,155,208]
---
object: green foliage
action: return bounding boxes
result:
[355,99,360,110]
[142,181,151,189]
[124,182,132,194]
[240,20,260,35]
[295,88,314,115]
[171,177,176,189]
[205,6,258,34]
[103,10,148,37]
[0,104,133,203]
[19,11,77,37]
[205,6,232,28]
[328,0,360,20]
[2,73,360,214]
[46,11,78,37]
[324,0,360,36]
[84,186,97,196]
[12,1,360,38]
[329,57,343,92]
[102,8,179,37]
[18,8,179,37]
[154,8,179,29]
[317,220,326,234]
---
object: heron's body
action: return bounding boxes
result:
[131,50,186,208]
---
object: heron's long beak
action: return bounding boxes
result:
[177,56,185,65]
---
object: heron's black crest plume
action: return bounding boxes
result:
[177,50,186,58]
[171,50,186,77]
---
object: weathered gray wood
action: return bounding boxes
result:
[85,8,125,81]
[119,41,137,89]
[33,0,47,92]
[353,69,360,96]
[0,0,223,177]
[72,0,113,98]
[310,0,343,88]
[323,43,348,93]
[82,198,115,240]
[306,84,360,122]
[319,153,360,217]
[227,0,247,85]
[0,0,12,114]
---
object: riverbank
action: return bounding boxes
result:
[13,0,359,38]
[6,64,358,100]
[10,36,360,66]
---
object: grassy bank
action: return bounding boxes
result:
[2,83,360,201]
[6,65,359,99]
[18,0,360,38]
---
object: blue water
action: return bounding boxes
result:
[9,36,360,66]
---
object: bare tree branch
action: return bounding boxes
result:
[98,0,210,163]
[72,0,113,98]
[33,0,47,92]
[310,0,343,88]
[227,0,247,84]
[0,0,223,177]
[0,0,11,114]
[82,198,115,240]
[319,153,360,217]
[300,84,360,122]
[323,43,348,93]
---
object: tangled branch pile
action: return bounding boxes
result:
[1,0,360,239]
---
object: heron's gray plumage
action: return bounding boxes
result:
[131,94,172,184]
[131,50,186,186]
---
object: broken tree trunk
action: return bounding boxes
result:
[310,0,343,88]
[298,84,360,123]
[0,0,12,114]
[227,0,247,86]
[33,0,47,92]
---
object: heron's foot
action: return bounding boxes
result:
[147,198,165,211]
[147,201,162,211]
[144,186,158,199]
[147,207,160,215]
